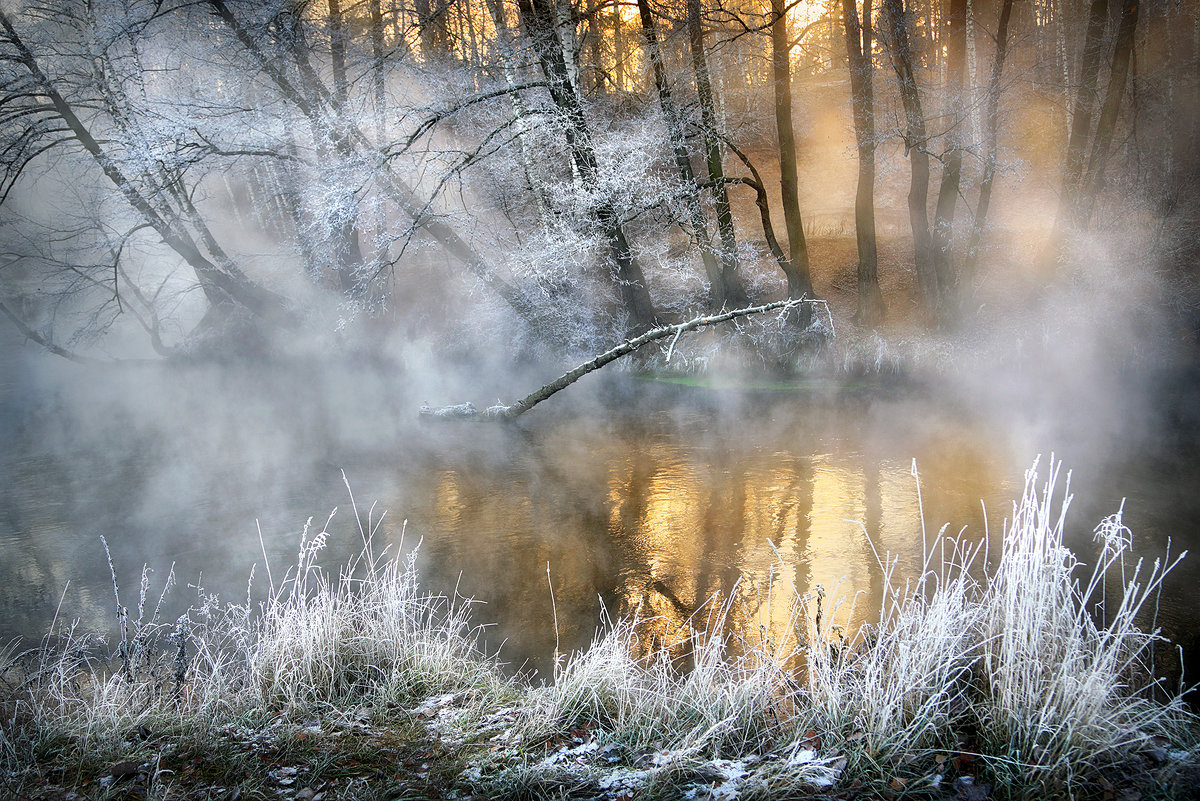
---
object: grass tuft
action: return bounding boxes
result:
[2,458,1196,800]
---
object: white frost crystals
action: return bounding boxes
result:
[5,459,1197,799]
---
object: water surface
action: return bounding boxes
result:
[1,354,1196,680]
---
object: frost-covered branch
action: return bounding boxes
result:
[421,297,815,421]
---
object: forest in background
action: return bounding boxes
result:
[0,0,1196,368]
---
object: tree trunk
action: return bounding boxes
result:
[487,0,555,227]
[882,0,938,313]
[518,0,657,332]
[326,0,366,295]
[277,7,364,293]
[1079,0,1138,225]
[207,0,540,325]
[462,0,483,68]
[0,9,290,324]
[638,0,726,311]
[771,0,815,315]
[611,0,627,90]
[931,0,967,303]
[424,298,810,421]
[963,0,1014,277]
[686,0,748,308]
[841,0,884,325]
[1054,0,1109,231]
[554,0,582,94]
[965,0,979,143]
[1055,0,1070,122]
[415,0,443,61]
[584,0,603,95]
[723,141,793,287]
[369,0,386,131]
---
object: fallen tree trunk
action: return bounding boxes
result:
[420,298,812,422]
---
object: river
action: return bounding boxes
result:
[2,350,1198,682]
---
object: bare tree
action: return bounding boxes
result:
[637,0,724,310]
[517,0,658,332]
[687,0,747,310]
[325,0,368,295]
[841,0,884,325]
[931,0,967,298]
[0,4,290,339]
[963,0,1014,276]
[205,0,540,323]
[1078,0,1139,225]
[770,0,815,317]
[881,0,938,313]
[1052,0,1109,236]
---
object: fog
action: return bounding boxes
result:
[1,0,1198,678]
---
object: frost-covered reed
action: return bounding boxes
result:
[975,461,1188,785]
[487,457,1196,795]
[2,459,1195,799]
[248,510,504,712]
[0,498,509,772]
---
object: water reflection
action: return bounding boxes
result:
[402,401,1008,675]
[11,366,1183,682]
[3,360,1197,687]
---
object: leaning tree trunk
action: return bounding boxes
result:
[771,0,815,323]
[686,0,748,309]
[842,0,884,325]
[724,141,795,286]
[518,0,658,333]
[421,298,812,421]
[882,0,938,314]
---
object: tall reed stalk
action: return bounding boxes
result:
[2,459,1194,799]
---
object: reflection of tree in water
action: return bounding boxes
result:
[603,437,822,667]
[0,380,1016,678]
[404,408,1003,677]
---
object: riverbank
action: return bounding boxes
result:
[2,460,1197,800]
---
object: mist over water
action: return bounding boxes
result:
[3,280,1198,680]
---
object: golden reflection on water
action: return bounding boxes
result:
[407,407,1007,672]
